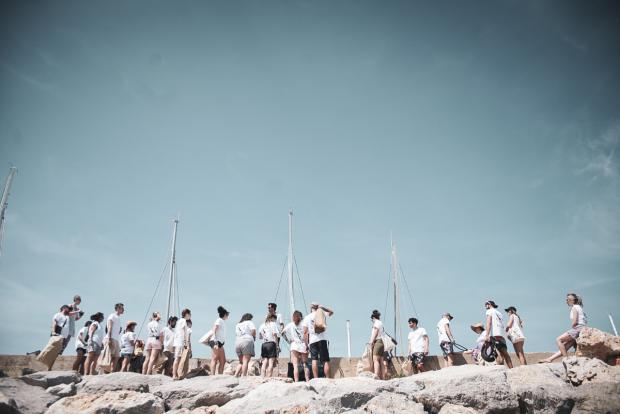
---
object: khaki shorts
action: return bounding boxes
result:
[372,339,384,356]
[109,339,121,358]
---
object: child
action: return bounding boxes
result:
[120,321,137,372]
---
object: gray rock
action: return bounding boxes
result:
[152,375,240,410]
[0,377,59,414]
[77,372,171,394]
[438,404,481,414]
[46,382,76,398]
[572,381,620,413]
[506,363,576,413]
[563,356,620,386]
[399,365,519,413]
[308,377,394,413]
[21,371,81,389]
[219,381,318,414]
[355,393,426,414]
[45,390,165,414]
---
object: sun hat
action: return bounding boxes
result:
[470,323,484,332]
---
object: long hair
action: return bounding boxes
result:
[239,313,253,323]
[567,293,583,307]
[217,306,229,318]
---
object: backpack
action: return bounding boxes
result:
[314,309,326,334]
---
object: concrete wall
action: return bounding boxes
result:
[0,352,557,378]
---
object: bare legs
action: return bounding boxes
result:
[540,333,575,363]
[372,355,385,379]
[261,357,276,377]
[121,356,131,372]
[290,351,309,382]
[444,353,454,367]
[210,346,225,375]
[72,349,86,374]
[513,341,527,365]
[84,352,98,375]
[236,355,251,377]
[142,348,161,375]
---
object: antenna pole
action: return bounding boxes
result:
[610,314,619,336]
[391,236,399,356]
[166,218,179,320]
[287,210,295,319]
[346,320,352,360]
[0,167,18,256]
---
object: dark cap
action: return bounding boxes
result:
[485,300,498,308]
[504,306,517,313]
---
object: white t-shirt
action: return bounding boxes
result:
[303,311,327,344]
[259,321,281,343]
[436,317,451,343]
[147,320,162,339]
[53,312,70,338]
[283,322,304,345]
[371,319,385,342]
[276,313,284,329]
[214,318,226,343]
[163,327,175,351]
[120,331,136,354]
[236,321,256,340]
[107,313,122,341]
[476,329,487,344]
[174,318,188,347]
[486,308,504,337]
[570,305,587,326]
[75,326,88,350]
[408,327,428,353]
[90,321,103,345]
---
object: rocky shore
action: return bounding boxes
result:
[0,355,618,414]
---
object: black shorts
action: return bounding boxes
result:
[261,341,278,358]
[493,337,507,351]
[309,340,330,362]
[208,340,225,349]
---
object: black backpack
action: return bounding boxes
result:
[481,339,498,362]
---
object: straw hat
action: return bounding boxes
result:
[470,323,484,332]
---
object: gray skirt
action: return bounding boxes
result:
[235,337,255,357]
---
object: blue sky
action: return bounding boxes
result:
[1,0,619,358]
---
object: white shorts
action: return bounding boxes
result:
[290,342,307,354]
[145,337,163,350]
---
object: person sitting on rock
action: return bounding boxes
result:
[539,293,587,363]
[407,317,429,373]
[436,312,455,367]
[484,300,513,368]
[466,323,487,364]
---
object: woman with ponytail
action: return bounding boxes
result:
[540,293,587,363]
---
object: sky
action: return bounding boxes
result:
[0,0,619,359]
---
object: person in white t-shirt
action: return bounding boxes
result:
[120,321,137,372]
[436,312,455,367]
[407,317,429,373]
[540,293,588,363]
[282,311,309,382]
[504,306,527,366]
[484,300,513,368]
[72,320,91,374]
[51,305,71,354]
[259,314,281,377]
[367,310,387,379]
[162,316,178,376]
[142,312,164,375]
[303,302,334,379]
[105,303,125,373]
[267,302,284,370]
[84,312,105,375]
[172,308,191,380]
[234,313,256,377]
[209,306,230,376]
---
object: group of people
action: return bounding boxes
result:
[48,292,587,381]
[49,298,335,382]
[366,293,587,379]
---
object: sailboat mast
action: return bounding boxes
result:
[166,218,179,320]
[287,210,295,319]
[0,167,18,256]
[391,236,400,356]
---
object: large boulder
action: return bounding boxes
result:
[506,363,576,413]
[21,371,81,389]
[46,382,77,398]
[395,365,519,413]
[308,377,393,413]
[45,390,165,414]
[0,377,60,414]
[77,372,171,394]
[572,381,620,413]
[218,381,318,414]
[563,356,620,386]
[151,375,241,410]
[576,327,620,362]
[353,393,426,414]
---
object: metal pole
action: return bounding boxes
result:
[610,314,619,336]
[346,320,352,360]
[166,218,179,320]
[391,235,399,357]
[0,167,17,255]
[287,210,295,319]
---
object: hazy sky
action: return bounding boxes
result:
[1,1,619,358]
